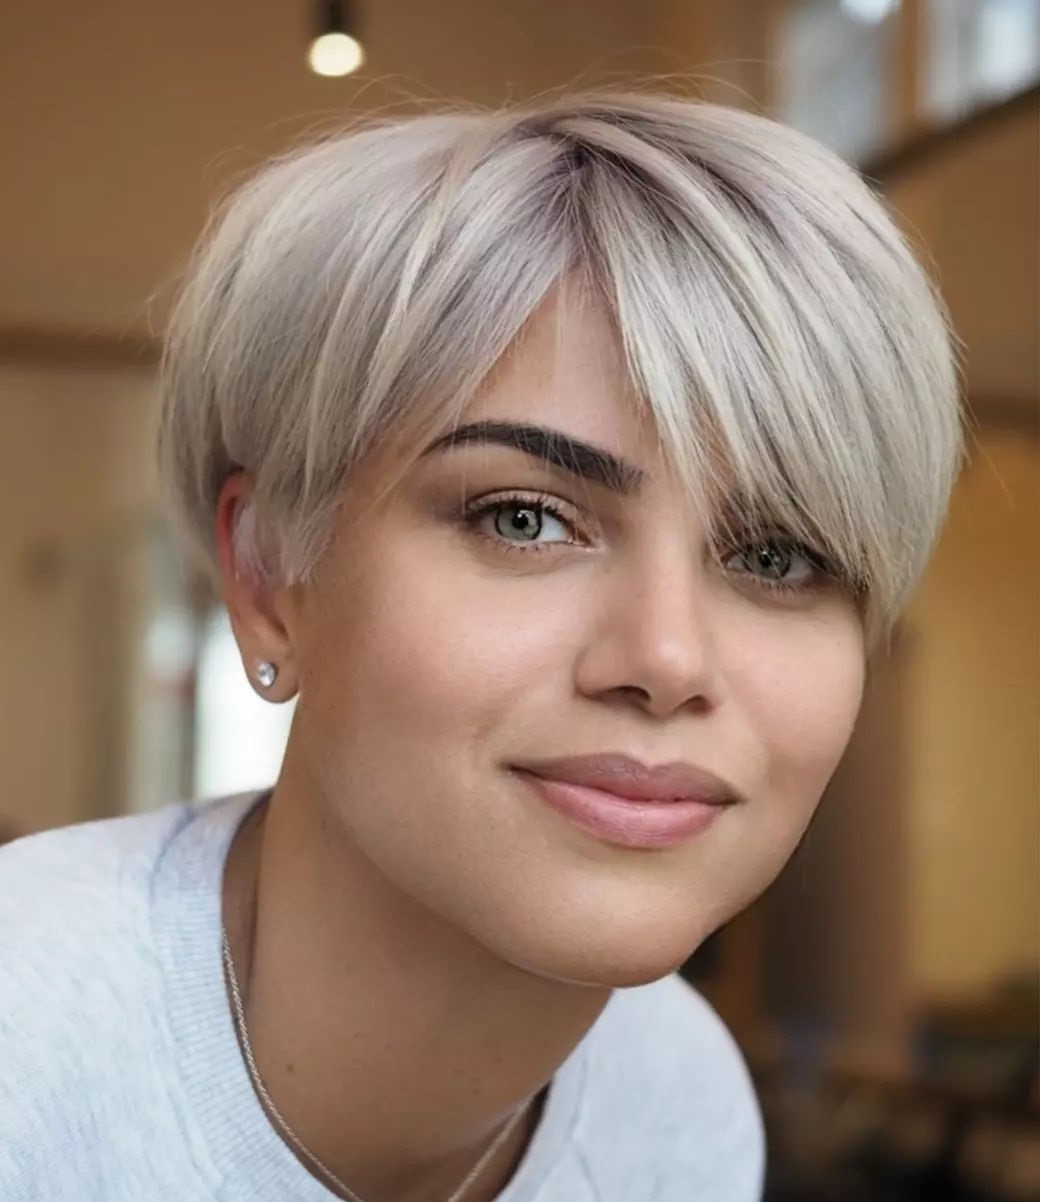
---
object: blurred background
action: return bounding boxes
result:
[0,1,1036,1198]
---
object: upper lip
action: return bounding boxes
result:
[512,753,741,805]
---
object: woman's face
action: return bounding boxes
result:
[272,292,866,988]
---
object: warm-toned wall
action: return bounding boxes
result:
[884,98,1040,408]
[650,0,776,108]
[0,362,159,835]
[905,427,1039,1001]
[882,100,1039,1001]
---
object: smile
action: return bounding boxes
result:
[512,769,730,850]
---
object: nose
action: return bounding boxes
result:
[573,550,722,720]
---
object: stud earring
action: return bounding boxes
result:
[256,661,278,689]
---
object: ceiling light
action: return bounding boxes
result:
[308,1,364,77]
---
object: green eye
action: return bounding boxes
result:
[493,504,546,541]
[723,537,824,593]
[741,544,796,579]
[464,493,582,551]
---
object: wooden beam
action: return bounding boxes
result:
[967,395,1040,440]
[864,82,1040,182]
[0,325,160,369]
[893,0,927,144]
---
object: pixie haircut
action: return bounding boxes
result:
[159,91,962,645]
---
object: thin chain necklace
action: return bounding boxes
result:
[221,928,531,1202]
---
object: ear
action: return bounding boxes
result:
[214,473,299,703]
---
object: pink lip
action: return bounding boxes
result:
[513,753,740,805]
[510,754,739,850]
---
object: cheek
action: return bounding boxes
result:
[690,613,866,921]
[734,616,866,805]
[299,544,584,755]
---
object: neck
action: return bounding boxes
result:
[222,775,611,1202]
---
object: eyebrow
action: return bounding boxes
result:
[421,421,645,496]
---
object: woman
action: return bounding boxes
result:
[0,92,961,1201]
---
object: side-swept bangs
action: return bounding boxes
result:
[159,92,962,645]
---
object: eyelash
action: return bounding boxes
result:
[462,492,586,554]
[461,492,839,596]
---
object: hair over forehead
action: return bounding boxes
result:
[159,90,962,646]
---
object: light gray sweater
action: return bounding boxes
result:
[0,792,765,1201]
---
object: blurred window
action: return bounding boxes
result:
[194,607,294,798]
[923,0,1040,120]
[126,604,197,814]
[122,520,199,815]
[776,0,902,163]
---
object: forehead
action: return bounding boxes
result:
[460,285,658,467]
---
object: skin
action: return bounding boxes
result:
[217,286,867,1202]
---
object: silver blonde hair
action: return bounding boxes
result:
[159,91,962,645]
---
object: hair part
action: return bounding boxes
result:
[158,91,963,646]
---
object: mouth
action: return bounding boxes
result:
[509,754,738,850]
[511,752,741,806]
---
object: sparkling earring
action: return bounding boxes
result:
[256,661,278,689]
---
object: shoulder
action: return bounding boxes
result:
[578,974,766,1200]
[0,804,193,1177]
[0,802,198,1031]
[0,804,192,1094]
[0,795,256,1193]
[0,802,193,954]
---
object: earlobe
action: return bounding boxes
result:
[215,473,300,703]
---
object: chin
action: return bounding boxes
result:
[516,944,692,990]
[494,910,719,991]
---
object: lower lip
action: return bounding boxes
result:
[515,771,727,849]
